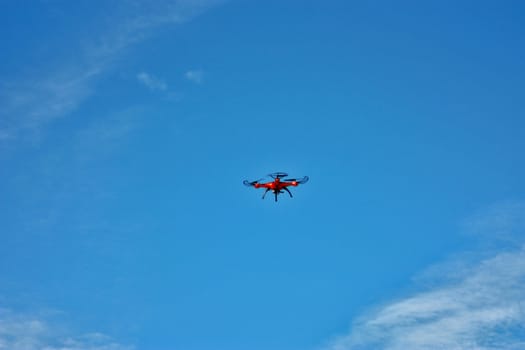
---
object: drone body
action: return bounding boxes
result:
[243,172,309,202]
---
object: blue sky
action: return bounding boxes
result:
[1,1,525,349]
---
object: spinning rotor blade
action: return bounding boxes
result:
[284,176,309,184]
[268,172,288,179]
[243,179,262,187]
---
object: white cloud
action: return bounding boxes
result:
[326,202,525,350]
[137,72,167,91]
[185,69,204,84]
[0,309,133,350]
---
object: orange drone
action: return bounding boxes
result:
[243,172,309,202]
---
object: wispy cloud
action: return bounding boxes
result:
[0,309,133,350]
[326,201,525,350]
[185,69,204,84]
[0,0,222,142]
[137,72,168,91]
[1,67,100,139]
[462,200,525,246]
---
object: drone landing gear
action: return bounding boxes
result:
[283,187,293,198]
[262,188,294,201]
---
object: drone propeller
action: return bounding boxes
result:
[284,176,309,184]
[268,172,288,179]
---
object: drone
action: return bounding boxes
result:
[243,172,309,202]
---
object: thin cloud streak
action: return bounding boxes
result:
[462,200,525,246]
[1,67,100,139]
[0,0,222,141]
[327,202,525,350]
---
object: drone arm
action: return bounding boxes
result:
[282,176,309,186]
